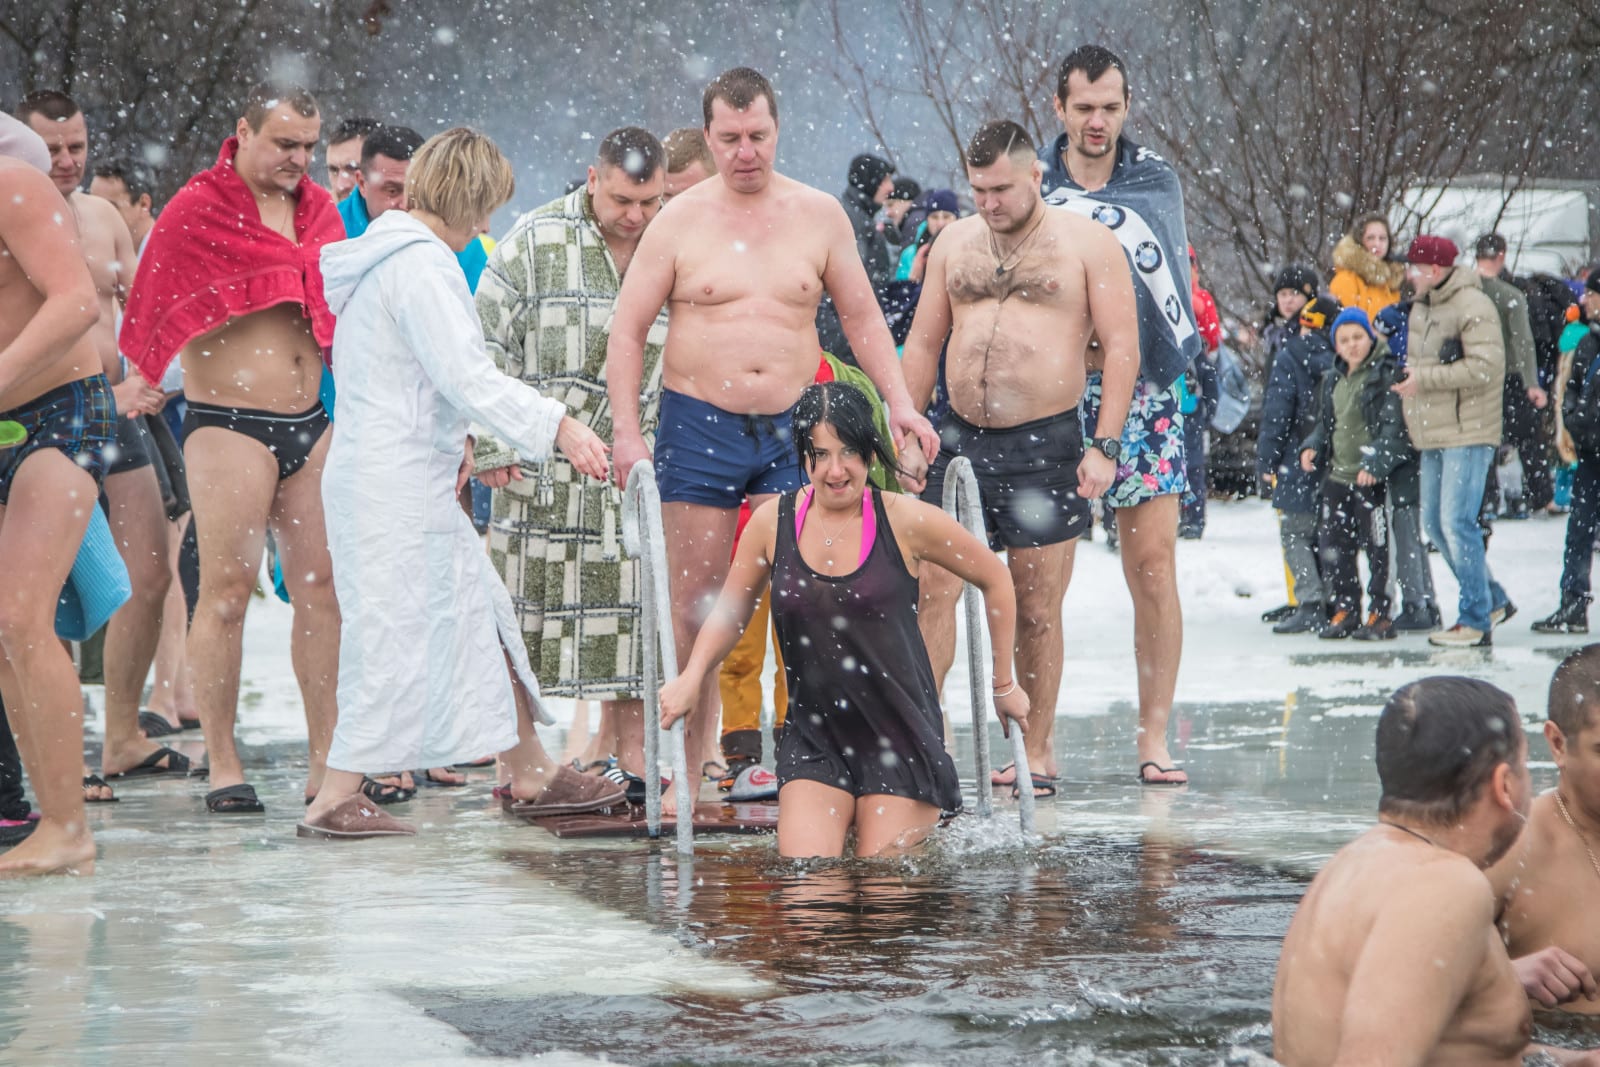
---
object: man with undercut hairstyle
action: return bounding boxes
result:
[606,67,937,805]
[19,91,185,792]
[903,118,1138,799]
[1040,44,1200,786]
[324,115,378,202]
[120,81,347,816]
[1491,644,1600,1015]
[1274,676,1600,1065]
[475,126,670,802]
[662,126,715,203]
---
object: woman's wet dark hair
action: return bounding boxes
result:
[792,381,899,481]
[1376,676,1521,827]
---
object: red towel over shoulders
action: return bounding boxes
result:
[119,136,344,383]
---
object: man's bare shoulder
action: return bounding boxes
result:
[769,172,839,207]
[1333,829,1499,911]
[0,157,58,202]
[70,189,123,228]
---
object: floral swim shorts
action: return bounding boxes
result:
[1080,373,1188,510]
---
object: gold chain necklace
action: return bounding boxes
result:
[1554,790,1600,883]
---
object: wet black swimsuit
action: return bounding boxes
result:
[770,489,963,813]
[182,400,329,481]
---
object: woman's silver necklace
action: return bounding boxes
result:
[810,497,860,548]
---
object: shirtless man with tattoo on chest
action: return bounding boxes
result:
[20,92,184,795]
[902,120,1138,799]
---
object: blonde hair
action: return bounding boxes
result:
[405,127,514,231]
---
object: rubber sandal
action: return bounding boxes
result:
[178,716,202,731]
[106,746,191,780]
[137,710,182,738]
[450,756,496,770]
[1137,761,1189,787]
[989,761,1018,787]
[205,783,265,814]
[1011,772,1058,800]
[0,817,38,848]
[418,768,467,788]
[701,761,729,782]
[360,776,415,805]
[82,774,119,803]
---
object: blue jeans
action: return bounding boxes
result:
[1419,446,1508,631]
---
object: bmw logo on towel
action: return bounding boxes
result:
[1135,241,1162,273]
[1165,293,1183,324]
[1091,204,1125,229]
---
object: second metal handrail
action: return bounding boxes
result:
[940,456,1035,835]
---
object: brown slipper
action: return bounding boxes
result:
[508,765,627,817]
[297,794,418,839]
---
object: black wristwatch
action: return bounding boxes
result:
[1091,437,1122,461]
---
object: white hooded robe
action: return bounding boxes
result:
[319,211,565,771]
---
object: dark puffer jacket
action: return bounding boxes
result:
[1562,326,1600,457]
[1299,340,1420,507]
[1257,329,1336,512]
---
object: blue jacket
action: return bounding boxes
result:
[1256,330,1335,512]
[338,192,488,292]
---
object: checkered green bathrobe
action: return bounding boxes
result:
[474,189,667,699]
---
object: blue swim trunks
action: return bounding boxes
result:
[654,389,806,507]
[0,375,115,506]
[1080,373,1187,510]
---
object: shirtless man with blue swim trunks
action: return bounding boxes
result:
[607,67,938,795]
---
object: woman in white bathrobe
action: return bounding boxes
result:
[302,129,625,838]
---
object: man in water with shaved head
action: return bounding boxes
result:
[606,67,938,803]
[1274,676,1600,1064]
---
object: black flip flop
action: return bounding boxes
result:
[178,717,202,731]
[82,774,120,803]
[1011,771,1058,800]
[360,776,415,805]
[1137,761,1189,787]
[205,783,265,814]
[137,710,182,738]
[450,756,496,770]
[106,746,192,780]
[417,769,467,788]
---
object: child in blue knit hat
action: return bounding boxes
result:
[1298,307,1431,639]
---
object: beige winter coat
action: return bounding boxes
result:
[1402,268,1506,450]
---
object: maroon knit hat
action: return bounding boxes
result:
[1405,235,1458,269]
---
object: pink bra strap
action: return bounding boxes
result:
[796,486,876,568]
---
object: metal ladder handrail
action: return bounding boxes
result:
[621,461,695,855]
[940,456,1036,836]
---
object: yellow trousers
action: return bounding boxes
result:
[717,590,787,761]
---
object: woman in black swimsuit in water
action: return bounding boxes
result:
[660,382,1028,858]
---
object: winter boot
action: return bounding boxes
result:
[1532,594,1591,635]
[1352,612,1397,641]
[1393,602,1440,633]
[1318,610,1360,640]
[1273,601,1325,635]
[1261,602,1295,623]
